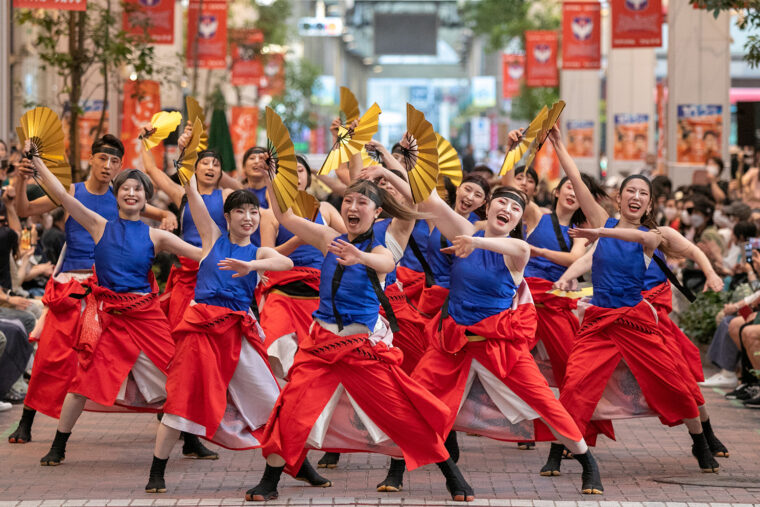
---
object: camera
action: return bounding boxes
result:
[745,237,760,264]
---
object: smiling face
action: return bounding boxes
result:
[455,182,487,216]
[116,177,147,213]
[341,191,381,238]
[555,180,579,213]
[89,152,122,185]
[616,177,652,223]
[486,194,524,236]
[515,171,536,198]
[225,204,260,239]
[243,151,268,183]
[196,155,222,188]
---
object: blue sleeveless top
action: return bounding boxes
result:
[448,231,517,326]
[427,212,480,289]
[399,220,431,272]
[276,210,325,268]
[313,232,383,329]
[60,183,118,272]
[525,213,572,282]
[94,219,154,293]
[248,186,268,209]
[181,189,228,248]
[590,217,647,308]
[643,248,668,290]
[195,235,258,312]
[372,219,396,285]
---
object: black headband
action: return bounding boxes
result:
[197,150,221,162]
[92,146,123,159]
[354,184,383,208]
[492,190,525,210]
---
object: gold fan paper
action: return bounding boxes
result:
[339,86,360,124]
[142,111,183,150]
[548,286,593,299]
[186,96,208,151]
[524,100,566,170]
[361,146,382,168]
[17,106,70,207]
[499,106,548,176]
[318,103,381,176]
[402,104,439,204]
[177,118,203,186]
[265,107,299,214]
[291,190,320,221]
[435,134,462,199]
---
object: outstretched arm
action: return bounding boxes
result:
[448,235,531,272]
[150,228,202,261]
[217,246,294,278]
[13,158,61,217]
[418,189,476,241]
[555,246,594,290]
[184,174,222,256]
[530,235,587,267]
[327,240,395,274]
[569,226,661,252]
[660,226,723,292]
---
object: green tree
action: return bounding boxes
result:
[691,0,760,68]
[254,0,293,47]
[268,58,322,131]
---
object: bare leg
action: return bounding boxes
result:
[154,423,181,460]
[57,393,87,433]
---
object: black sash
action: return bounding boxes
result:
[651,253,696,303]
[550,212,584,282]
[407,231,435,287]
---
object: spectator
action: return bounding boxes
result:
[39,207,65,266]
[461,144,475,173]
[705,156,729,204]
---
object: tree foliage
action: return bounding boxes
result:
[463,0,561,53]
[690,0,760,68]
[268,58,322,131]
[254,0,293,47]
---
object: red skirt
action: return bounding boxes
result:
[417,284,450,318]
[69,285,174,409]
[560,300,700,434]
[260,319,450,471]
[396,266,426,307]
[383,282,431,374]
[160,256,199,331]
[24,275,93,418]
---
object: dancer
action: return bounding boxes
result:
[244,179,474,502]
[26,143,198,466]
[410,185,604,495]
[240,146,270,208]
[548,123,721,474]
[8,135,176,445]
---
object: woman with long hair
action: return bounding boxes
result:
[245,178,474,502]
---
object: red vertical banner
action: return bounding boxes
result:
[525,31,558,88]
[122,0,175,44]
[13,0,86,11]
[121,80,164,170]
[258,53,286,96]
[611,0,663,48]
[230,29,265,86]
[229,106,259,168]
[562,2,601,69]
[501,54,525,99]
[187,0,228,69]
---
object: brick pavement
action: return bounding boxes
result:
[1,379,759,506]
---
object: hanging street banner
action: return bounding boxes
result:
[525,31,558,88]
[611,0,663,48]
[230,29,265,86]
[229,106,259,168]
[122,0,175,45]
[258,53,286,96]
[13,0,86,10]
[501,54,524,99]
[121,80,164,170]
[562,2,601,70]
[187,0,228,69]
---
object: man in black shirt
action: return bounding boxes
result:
[40,208,65,266]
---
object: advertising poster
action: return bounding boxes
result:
[676,105,722,165]
[230,106,259,168]
[230,28,265,86]
[533,140,561,183]
[258,53,286,96]
[187,0,228,69]
[613,113,649,161]
[611,0,662,48]
[525,31,558,88]
[13,0,86,11]
[122,0,175,44]
[501,54,524,99]
[121,80,164,170]
[565,120,595,158]
[562,2,601,70]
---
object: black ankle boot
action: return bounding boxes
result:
[317,452,341,468]
[445,431,460,463]
[245,464,285,501]
[436,458,474,502]
[701,419,729,457]
[295,459,331,487]
[540,443,565,476]
[40,430,70,466]
[145,456,169,493]
[182,432,219,460]
[691,432,720,472]
[573,451,603,494]
[9,407,36,443]
[376,458,405,492]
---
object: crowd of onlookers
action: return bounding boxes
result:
[1,136,760,413]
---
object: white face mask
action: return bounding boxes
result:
[690,213,705,229]
[706,164,719,177]
[681,209,691,226]
[713,210,733,229]
[664,207,677,221]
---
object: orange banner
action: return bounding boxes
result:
[562,2,601,70]
[13,0,86,11]
[230,106,259,168]
[525,31,558,88]
[611,0,662,48]
[121,80,164,170]
[187,0,228,69]
[122,0,175,44]
[565,120,595,158]
[676,105,722,165]
[230,29,265,86]
[501,54,524,99]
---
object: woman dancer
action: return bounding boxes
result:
[258,155,343,379]
[409,185,603,495]
[27,143,200,467]
[245,179,474,502]
[549,123,721,474]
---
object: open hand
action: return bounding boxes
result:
[159,212,178,232]
[218,258,255,278]
[506,128,524,151]
[553,277,578,292]
[328,239,363,266]
[568,227,599,247]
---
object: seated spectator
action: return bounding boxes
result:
[39,207,65,266]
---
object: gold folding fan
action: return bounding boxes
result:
[176,117,203,186]
[141,111,183,150]
[400,104,439,204]
[17,106,70,206]
[265,107,299,213]
[435,133,462,199]
[524,100,566,170]
[360,146,382,168]
[186,96,208,151]
[318,102,381,175]
[339,86,360,124]
[291,190,320,221]
[499,106,548,176]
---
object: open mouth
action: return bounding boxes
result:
[628,202,641,213]
[203,172,216,180]
[496,212,509,226]
[461,199,473,209]
[124,198,138,206]
[347,214,360,226]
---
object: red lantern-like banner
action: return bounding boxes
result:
[501,54,525,99]
[525,31,558,88]
[562,2,601,69]
[187,0,228,69]
[258,53,286,97]
[121,80,164,170]
[229,106,259,168]
[13,0,86,11]
[122,0,175,44]
[230,29,265,86]
[611,0,663,48]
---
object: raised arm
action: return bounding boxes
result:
[418,189,476,241]
[499,128,523,188]
[320,201,347,234]
[450,235,531,273]
[219,172,244,190]
[660,226,724,292]
[549,125,608,228]
[267,184,340,254]
[140,141,185,208]
[184,174,222,256]
[13,159,60,217]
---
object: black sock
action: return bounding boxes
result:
[436,458,474,498]
[20,407,36,428]
[52,430,71,451]
[573,451,604,493]
[296,459,330,486]
[150,456,169,479]
[444,431,460,463]
[246,464,285,500]
[377,458,405,490]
